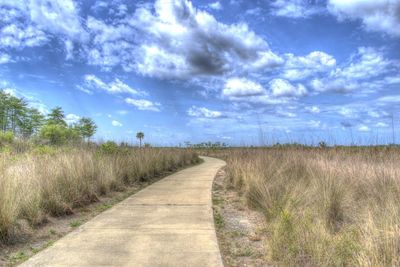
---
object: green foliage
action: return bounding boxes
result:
[32,145,57,155]
[69,220,82,228]
[0,90,44,138]
[39,124,81,145]
[99,141,119,154]
[46,106,67,126]
[136,131,144,147]
[189,141,228,149]
[76,117,97,141]
[0,131,14,144]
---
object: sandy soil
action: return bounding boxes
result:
[212,168,271,267]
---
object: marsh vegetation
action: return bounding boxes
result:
[209,147,400,266]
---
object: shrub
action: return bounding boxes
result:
[39,125,81,145]
[0,131,14,145]
[99,141,119,154]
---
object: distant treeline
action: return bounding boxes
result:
[0,90,97,145]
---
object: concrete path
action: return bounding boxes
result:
[21,156,226,267]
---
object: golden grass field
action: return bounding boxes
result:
[0,146,199,243]
[206,147,400,266]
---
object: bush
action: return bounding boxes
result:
[0,131,14,145]
[39,125,81,145]
[99,141,119,154]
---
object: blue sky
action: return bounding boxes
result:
[0,0,399,145]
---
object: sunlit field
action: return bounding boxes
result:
[0,144,199,243]
[205,146,400,266]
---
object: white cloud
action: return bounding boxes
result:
[116,110,129,115]
[271,0,324,18]
[222,78,266,98]
[0,0,86,58]
[208,1,222,10]
[378,95,400,103]
[0,53,11,64]
[127,0,283,79]
[0,24,48,48]
[310,47,395,94]
[384,76,400,84]
[188,106,223,118]
[125,98,161,112]
[65,39,74,60]
[86,16,135,70]
[65,113,80,125]
[328,0,400,37]
[28,0,86,41]
[270,79,307,97]
[338,107,357,118]
[305,106,321,114]
[310,78,359,93]
[276,109,297,118]
[333,47,391,80]
[283,51,336,80]
[111,120,123,127]
[358,124,370,132]
[376,122,389,128]
[83,75,142,96]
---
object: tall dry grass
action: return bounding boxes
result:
[0,147,199,242]
[222,147,400,266]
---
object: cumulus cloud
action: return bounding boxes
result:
[378,95,400,103]
[188,106,223,118]
[328,0,400,37]
[0,0,86,51]
[310,47,395,93]
[0,53,11,64]
[111,120,123,127]
[65,113,80,125]
[283,51,336,80]
[0,24,48,49]
[128,0,283,79]
[271,0,324,18]
[376,122,389,128]
[28,0,86,41]
[83,75,142,96]
[86,16,136,70]
[333,47,391,80]
[358,124,370,132]
[270,79,307,97]
[222,78,266,98]
[305,105,321,114]
[208,1,222,10]
[125,98,161,112]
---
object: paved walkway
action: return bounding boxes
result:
[21,156,226,267]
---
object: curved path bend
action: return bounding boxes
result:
[21,156,226,267]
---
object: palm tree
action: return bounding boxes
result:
[136,131,144,148]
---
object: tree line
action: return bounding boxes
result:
[0,90,97,145]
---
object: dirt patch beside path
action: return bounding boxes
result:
[212,168,270,267]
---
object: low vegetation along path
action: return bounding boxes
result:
[20,156,226,267]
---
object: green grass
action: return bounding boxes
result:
[8,251,29,264]
[69,220,83,228]
[214,209,225,229]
